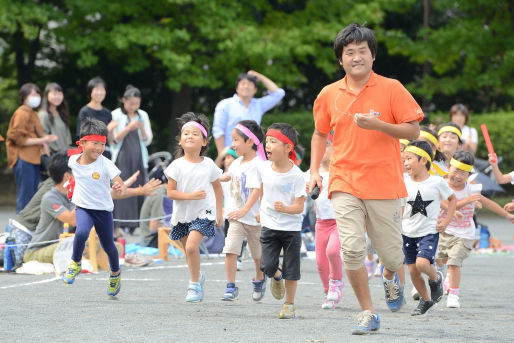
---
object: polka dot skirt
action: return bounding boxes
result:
[170,218,215,241]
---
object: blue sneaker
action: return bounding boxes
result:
[221,283,239,301]
[251,275,267,301]
[381,266,404,312]
[351,310,380,335]
[186,272,205,303]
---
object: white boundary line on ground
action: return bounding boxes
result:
[0,276,60,289]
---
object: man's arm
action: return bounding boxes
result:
[248,70,279,93]
[215,136,225,156]
[354,116,420,140]
[308,129,328,193]
[56,207,77,227]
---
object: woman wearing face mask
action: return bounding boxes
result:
[6,83,58,213]
[38,83,72,153]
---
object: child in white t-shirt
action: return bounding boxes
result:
[488,153,514,212]
[62,118,126,297]
[220,120,266,301]
[256,123,306,319]
[164,112,223,303]
[437,150,514,308]
[402,141,457,315]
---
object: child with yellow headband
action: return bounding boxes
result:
[437,150,514,309]
[419,125,448,177]
[437,122,462,165]
[488,153,514,213]
[401,140,456,315]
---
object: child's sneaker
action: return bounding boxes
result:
[62,260,81,284]
[446,293,461,308]
[411,287,420,301]
[221,283,239,301]
[107,272,121,296]
[428,271,444,303]
[326,279,343,303]
[365,259,375,279]
[186,272,205,303]
[411,298,434,316]
[271,270,285,300]
[278,303,296,319]
[381,267,404,312]
[251,275,267,301]
[373,263,382,277]
[443,273,450,295]
[351,310,380,335]
[321,297,336,310]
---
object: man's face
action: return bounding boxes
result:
[236,78,257,99]
[340,41,374,79]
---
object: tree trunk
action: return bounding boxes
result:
[167,85,192,152]
[14,24,42,87]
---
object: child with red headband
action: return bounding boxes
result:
[255,122,306,319]
[220,120,266,302]
[62,118,126,297]
[164,112,223,303]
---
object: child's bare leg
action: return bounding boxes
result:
[416,257,437,281]
[448,265,461,288]
[253,258,264,281]
[285,280,298,304]
[397,264,405,287]
[408,263,429,300]
[225,253,237,283]
[184,230,204,282]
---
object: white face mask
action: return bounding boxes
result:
[27,96,41,108]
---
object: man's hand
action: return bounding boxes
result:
[247,70,262,82]
[354,113,382,131]
[308,171,322,194]
[190,190,207,200]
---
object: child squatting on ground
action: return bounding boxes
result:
[256,122,306,319]
[164,112,223,303]
[402,140,457,315]
[219,120,267,301]
[62,118,127,296]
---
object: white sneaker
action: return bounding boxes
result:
[447,293,461,308]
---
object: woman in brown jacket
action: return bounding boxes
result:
[6,83,57,213]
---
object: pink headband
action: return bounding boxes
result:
[235,124,266,161]
[181,121,208,137]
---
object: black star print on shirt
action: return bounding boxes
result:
[407,191,433,217]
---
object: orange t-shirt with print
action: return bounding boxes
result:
[313,71,423,199]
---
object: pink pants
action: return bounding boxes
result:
[315,218,343,293]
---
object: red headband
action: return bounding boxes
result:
[67,135,107,156]
[266,129,297,164]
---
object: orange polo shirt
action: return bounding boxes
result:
[313,71,423,199]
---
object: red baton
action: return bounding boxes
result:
[480,124,496,163]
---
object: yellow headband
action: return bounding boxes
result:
[431,163,448,176]
[399,139,410,146]
[450,158,473,172]
[438,126,462,139]
[419,131,438,146]
[404,146,432,163]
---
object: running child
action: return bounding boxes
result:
[306,134,344,309]
[437,150,514,308]
[437,123,462,165]
[256,123,306,319]
[221,120,266,301]
[402,141,457,315]
[419,126,448,177]
[164,112,223,303]
[62,118,126,297]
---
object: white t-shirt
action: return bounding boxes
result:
[402,175,454,238]
[226,156,261,226]
[313,171,334,220]
[68,154,121,211]
[255,161,306,231]
[221,180,230,219]
[439,182,482,240]
[164,157,222,225]
[461,125,478,145]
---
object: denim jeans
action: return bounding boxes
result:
[13,157,40,213]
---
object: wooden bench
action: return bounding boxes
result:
[59,228,109,272]
[158,227,185,261]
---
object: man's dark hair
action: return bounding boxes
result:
[268,122,299,147]
[406,140,433,171]
[333,23,377,61]
[175,112,211,158]
[234,120,264,151]
[49,151,71,184]
[86,76,106,99]
[18,83,41,105]
[79,118,108,138]
[452,150,475,168]
[235,73,258,89]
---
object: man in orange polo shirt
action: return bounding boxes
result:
[309,23,423,335]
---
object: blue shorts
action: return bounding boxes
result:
[402,233,439,265]
[170,218,215,241]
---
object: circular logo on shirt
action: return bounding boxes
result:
[92,172,100,180]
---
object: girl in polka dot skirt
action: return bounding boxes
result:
[164,112,223,302]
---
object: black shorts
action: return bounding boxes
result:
[260,227,301,280]
[402,233,439,265]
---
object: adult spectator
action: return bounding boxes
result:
[111,85,153,235]
[139,185,173,248]
[212,70,285,154]
[309,23,422,334]
[449,104,478,155]
[38,83,72,153]
[76,76,116,158]
[6,83,58,213]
